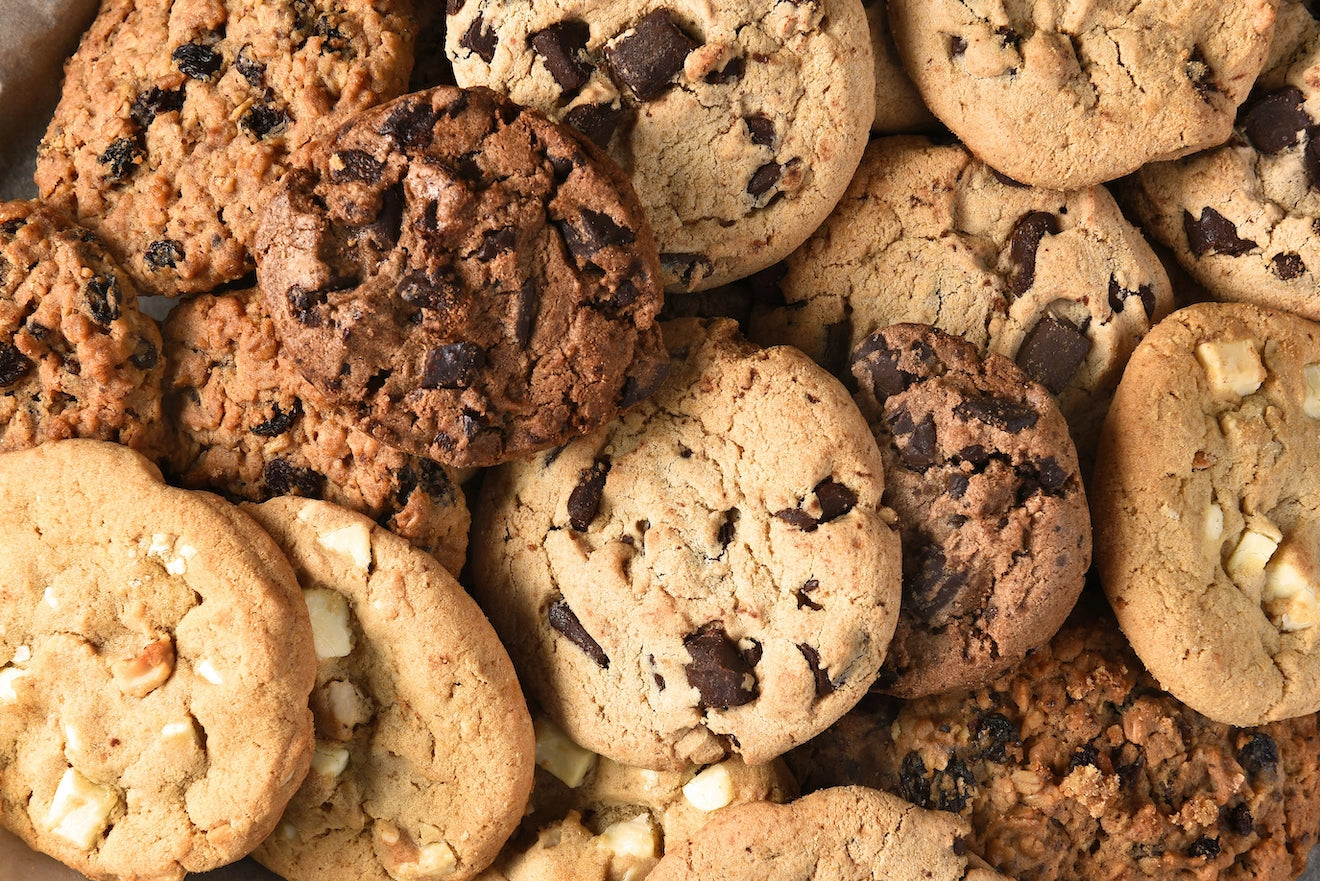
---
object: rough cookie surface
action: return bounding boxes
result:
[35,0,415,296]
[445,0,875,292]
[256,85,669,468]
[867,0,937,134]
[470,318,902,770]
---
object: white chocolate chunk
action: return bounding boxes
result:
[1203,504,1224,544]
[314,679,372,740]
[597,813,660,864]
[534,716,597,788]
[317,522,373,572]
[304,589,353,659]
[1304,364,1320,418]
[12,645,30,664]
[42,586,58,609]
[1226,522,1283,597]
[161,719,199,751]
[63,724,83,756]
[0,667,29,704]
[111,634,175,698]
[195,658,223,685]
[311,743,351,778]
[45,768,119,850]
[147,533,175,557]
[395,841,457,879]
[1196,339,1266,397]
[1264,532,1320,632]
[682,762,736,811]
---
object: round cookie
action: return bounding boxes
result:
[0,200,163,454]
[747,135,1174,468]
[1119,1,1320,322]
[35,0,415,296]
[470,317,902,770]
[255,85,669,468]
[1094,301,1320,726]
[867,0,938,135]
[850,324,1090,698]
[0,439,316,881]
[645,785,1013,881]
[784,597,1320,881]
[158,287,470,575]
[886,0,1278,189]
[243,496,535,881]
[444,0,875,292]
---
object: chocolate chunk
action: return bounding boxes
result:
[530,19,594,92]
[605,8,698,102]
[1272,251,1306,280]
[852,335,913,399]
[561,209,636,259]
[1187,47,1219,99]
[775,507,820,531]
[379,101,438,148]
[329,149,385,183]
[1107,277,1156,319]
[798,643,834,697]
[241,103,288,139]
[1014,314,1091,394]
[745,113,775,147]
[717,508,738,549]
[1187,837,1220,859]
[85,275,122,326]
[563,102,627,148]
[568,458,611,531]
[0,342,32,387]
[795,579,824,610]
[995,25,1022,48]
[172,42,223,80]
[619,358,670,407]
[250,400,302,437]
[1008,211,1059,294]
[1184,207,1256,257]
[947,472,969,499]
[287,285,326,326]
[889,406,938,469]
[99,138,143,181]
[950,35,968,57]
[660,252,714,288]
[262,458,325,499]
[548,598,610,668]
[129,339,159,370]
[514,279,539,347]
[398,272,458,313]
[130,86,184,128]
[814,478,857,523]
[683,622,758,708]
[421,342,485,389]
[476,226,517,259]
[705,55,743,84]
[991,168,1028,187]
[144,239,184,270]
[740,639,762,668]
[1242,86,1312,153]
[460,14,499,63]
[953,395,1039,432]
[906,543,968,617]
[974,713,1020,762]
[747,162,782,198]
[1238,732,1279,777]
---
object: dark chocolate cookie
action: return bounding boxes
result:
[255,85,669,468]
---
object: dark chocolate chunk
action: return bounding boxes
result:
[0,342,32,387]
[476,226,517,260]
[241,103,288,139]
[460,14,499,63]
[605,8,698,101]
[251,400,302,437]
[660,252,714,289]
[950,35,968,57]
[795,579,824,610]
[1306,135,1320,189]
[822,318,853,376]
[144,239,184,270]
[619,358,670,407]
[888,406,938,469]
[380,100,439,148]
[953,395,1039,432]
[1242,86,1312,154]
[1238,732,1279,777]
[99,138,143,181]
[906,543,968,617]
[717,508,738,549]
[1187,47,1219,99]
[745,113,775,147]
[85,275,122,326]
[798,643,834,697]
[683,622,758,708]
[568,458,611,531]
[530,19,594,92]
[514,279,538,347]
[705,55,743,84]
[852,335,913,399]
[329,149,385,183]
[287,285,326,326]
[561,209,636,259]
[1272,251,1306,280]
[1183,207,1256,257]
[263,458,326,499]
[995,25,1022,48]
[991,168,1028,187]
[548,598,610,668]
[947,472,969,499]
[129,339,159,370]
[747,162,782,198]
[421,342,485,389]
[774,507,820,531]
[563,102,627,148]
[398,272,459,313]
[1187,837,1220,859]
[1007,211,1059,295]
[814,478,856,523]
[1014,314,1091,394]
[130,86,184,128]
[172,42,223,81]
[1106,277,1156,319]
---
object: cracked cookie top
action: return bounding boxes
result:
[470,318,902,770]
[445,0,875,292]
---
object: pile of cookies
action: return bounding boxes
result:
[4,0,1320,880]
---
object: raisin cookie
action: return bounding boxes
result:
[1094,301,1320,726]
[0,440,316,881]
[244,497,535,881]
[35,0,415,296]
[256,85,669,468]
[470,318,902,770]
[158,287,470,575]
[887,0,1278,189]
[748,136,1174,467]
[786,598,1320,881]
[851,324,1090,698]
[445,0,875,292]
[0,200,163,453]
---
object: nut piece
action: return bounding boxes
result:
[44,768,119,850]
[1305,364,1320,418]
[597,813,660,877]
[1195,339,1266,398]
[534,716,598,787]
[304,588,354,659]
[682,761,736,811]
[311,743,351,778]
[317,522,373,571]
[1264,528,1320,632]
[1226,519,1283,602]
[111,634,175,698]
[374,821,458,880]
[312,678,373,741]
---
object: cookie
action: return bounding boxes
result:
[470,317,902,770]
[785,597,1320,881]
[445,0,875,292]
[645,785,1012,881]
[887,0,1278,189]
[243,496,535,881]
[35,0,415,296]
[1093,301,1320,726]
[850,324,1090,698]
[0,200,163,453]
[867,0,938,134]
[747,135,1174,467]
[158,286,470,575]
[0,439,316,881]
[255,85,669,469]
[1118,1,1320,321]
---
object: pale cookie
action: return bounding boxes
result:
[445,0,875,292]
[0,439,315,881]
[748,135,1174,468]
[887,0,1278,189]
[470,317,902,770]
[866,0,938,134]
[1094,301,1320,726]
[244,496,535,881]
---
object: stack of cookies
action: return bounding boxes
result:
[3,1,1320,880]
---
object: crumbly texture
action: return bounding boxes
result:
[1094,301,1320,726]
[158,287,470,575]
[1119,2,1320,321]
[851,324,1090,698]
[255,85,669,468]
[867,0,938,134]
[646,785,1013,881]
[445,0,875,292]
[748,136,1174,468]
[34,0,415,296]
[470,318,902,770]
[245,497,535,881]
[0,200,163,453]
[785,597,1320,881]
[887,0,1278,189]
[0,439,316,881]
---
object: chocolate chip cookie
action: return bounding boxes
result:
[445,0,875,292]
[867,0,938,135]
[470,318,902,770]
[851,324,1090,698]
[35,0,415,297]
[255,85,669,469]
[0,200,163,454]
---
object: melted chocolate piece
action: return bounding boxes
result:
[514,279,539,347]
[814,478,857,523]
[705,55,743,84]
[563,102,627,148]
[795,579,824,610]
[745,113,775,147]
[906,543,968,617]
[421,342,486,389]
[476,227,517,260]
[530,19,594,92]
[953,394,1039,432]
[1183,207,1256,257]
[567,458,611,531]
[1106,277,1156,319]
[1241,86,1312,154]
[605,8,698,101]
[548,598,610,667]
[619,358,670,407]
[1008,211,1059,295]
[683,622,758,708]
[852,336,913,399]
[1014,314,1091,394]
[747,162,782,198]
[379,101,439,149]
[561,209,636,259]
[888,406,938,469]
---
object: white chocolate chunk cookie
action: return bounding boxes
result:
[244,497,535,881]
[0,439,316,881]
[471,318,902,770]
[1094,301,1320,726]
